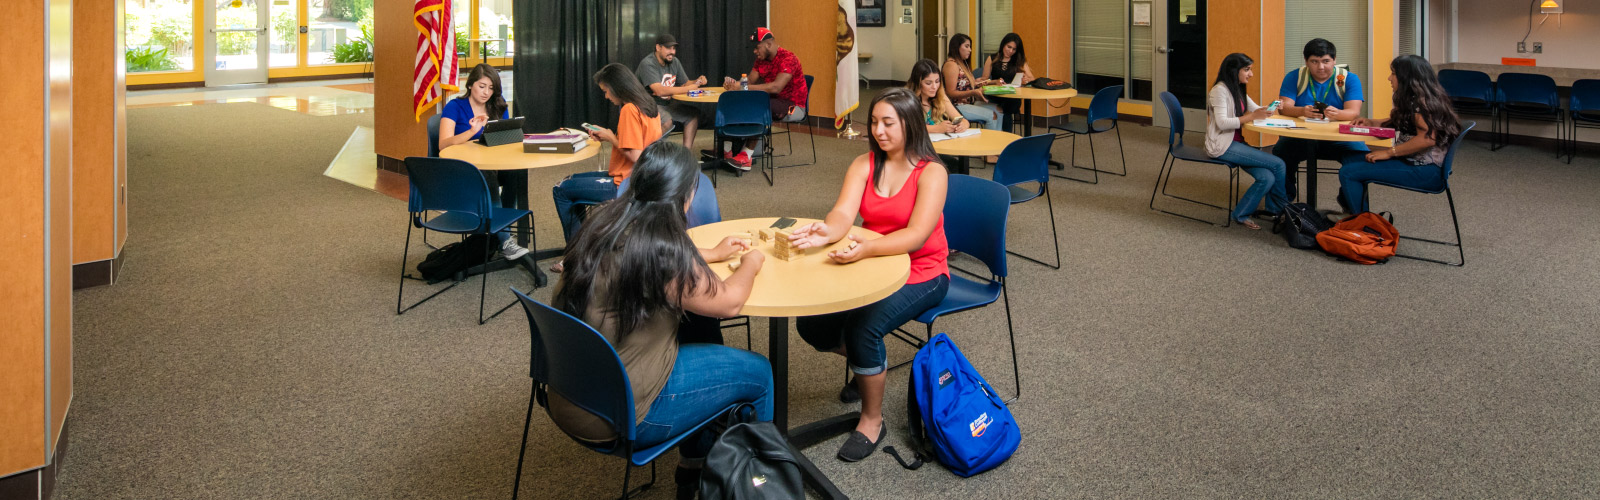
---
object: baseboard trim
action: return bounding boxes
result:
[71,251,125,290]
[0,417,69,500]
[1465,128,1598,148]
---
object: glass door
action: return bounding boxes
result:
[1152,0,1206,130]
[205,0,270,86]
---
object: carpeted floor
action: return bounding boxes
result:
[59,101,1600,499]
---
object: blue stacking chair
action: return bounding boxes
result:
[1568,79,1600,163]
[397,157,533,324]
[767,74,817,170]
[888,174,1022,400]
[1049,84,1127,184]
[1438,69,1499,149]
[1149,91,1244,227]
[509,291,749,500]
[1361,122,1476,267]
[1496,73,1565,157]
[426,113,443,157]
[991,134,1062,269]
[713,90,774,185]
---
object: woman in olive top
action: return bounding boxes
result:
[942,34,1001,131]
[1337,55,1462,214]
[981,32,1036,131]
[906,59,969,135]
[548,141,772,499]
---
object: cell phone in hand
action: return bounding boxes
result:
[770,217,797,230]
[580,123,604,133]
[1266,100,1281,113]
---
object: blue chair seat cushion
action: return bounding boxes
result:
[623,402,745,466]
[1170,144,1234,166]
[1049,116,1116,135]
[1007,183,1044,204]
[1368,178,1447,196]
[718,124,769,138]
[914,275,1003,324]
[417,207,531,234]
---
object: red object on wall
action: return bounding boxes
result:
[1501,57,1537,67]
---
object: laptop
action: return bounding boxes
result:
[479,117,525,147]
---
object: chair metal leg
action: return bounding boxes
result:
[1000,279,1020,402]
[1051,133,1100,184]
[1370,185,1466,267]
[511,380,537,500]
[479,236,493,325]
[397,222,461,315]
[1150,154,1237,226]
[1007,183,1062,269]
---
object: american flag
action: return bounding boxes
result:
[413,0,458,121]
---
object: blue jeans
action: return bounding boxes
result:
[1215,141,1289,221]
[632,344,775,460]
[551,171,618,244]
[1272,137,1370,170]
[1337,155,1446,214]
[798,274,950,376]
[957,103,1003,131]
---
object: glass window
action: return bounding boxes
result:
[309,0,372,65]
[978,0,1012,66]
[1074,0,1126,96]
[1284,0,1368,99]
[481,0,514,58]
[453,0,470,62]
[124,0,195,73]
[270,0,297,67]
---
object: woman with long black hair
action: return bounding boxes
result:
[942,33,1002,131]
[789,87,950,462]
[438,63,530,257]
[906,58,970,135]
[1204,52,1287,229]
[548,140,771,499]
[552,62,664,251]
[1336,55,1462,214]
[980,32,1035,131]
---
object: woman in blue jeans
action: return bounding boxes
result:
[1204,53,1288,229]
[1336,55,1462,214]
[548,142,771,499]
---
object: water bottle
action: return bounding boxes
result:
[740,74,749,90]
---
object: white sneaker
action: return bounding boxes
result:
[501,238,530,260]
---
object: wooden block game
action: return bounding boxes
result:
[773,228,802,261]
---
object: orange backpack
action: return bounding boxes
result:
[1316,212,1398,264]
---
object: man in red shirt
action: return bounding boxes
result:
[721,27,808,169]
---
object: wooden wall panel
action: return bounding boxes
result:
[1369,0,1395,119]
[374,0,428,160]
[1208,0,1261,142]
[48,0,76,452]
[74,0,115,265]
[1259,0,1284,145]
[1011,0,1071,117]
[0,0,51,476]
[116,0,128,251]
[770,1,837,119]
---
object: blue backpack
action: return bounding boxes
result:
[886,333,1020,477]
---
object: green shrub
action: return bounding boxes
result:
[273,11,297,46]
[330,40,370,63]
[126,46,179,73]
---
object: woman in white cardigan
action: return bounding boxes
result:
[1206,53,1288,229]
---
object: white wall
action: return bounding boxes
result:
[1452,0,1599,69]
[855,10,921,82]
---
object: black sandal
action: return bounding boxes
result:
[837,422,886,462]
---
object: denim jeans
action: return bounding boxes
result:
[956,103,1003,131]
[551,171,618,244]
[994,98,1021,131]
[1337,155,1445,214]
[1214,141,1289,221]
[481,170,523,244]
[797,274,950,376]
[1271,137,1370,200]
[631,344,775,460]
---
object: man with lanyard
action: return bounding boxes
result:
[721,27,808,170]
[1272,38,1366,209]
[636,33,709,148]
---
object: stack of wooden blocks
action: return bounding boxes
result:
[773,228,802,261]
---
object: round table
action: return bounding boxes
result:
[672,89,723,104]
[440,139,600,171]
[932,130,1021,175]
[990,87,1079,136]
[1243,115,1394,209]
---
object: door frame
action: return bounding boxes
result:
[1152,0,1206,131]
[204,0,270,86]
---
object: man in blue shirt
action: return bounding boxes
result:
[1272,38,1367,207]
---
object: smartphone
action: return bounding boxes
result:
[1266,100,1282,113]
[580,122,604,133]
[770,217,797,230]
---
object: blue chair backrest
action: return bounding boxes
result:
[1087,85,1123,125]
[1572,79,1600,113]
[427,113,443,157]
[991,134,1056,188]
[945,174,1011,279]
[1496,73,1558,108]
[404,157,492,229]
[715,90,774,129]
[1440,121,1476,180]
[617,172,722,228]
[803,75,815,106]
[515,289,638,446]
[1159,91,1185,149]
[1438,69,1495,103]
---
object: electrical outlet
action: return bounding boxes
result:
[1533,42,1543,54]
[1517,42,1527,53]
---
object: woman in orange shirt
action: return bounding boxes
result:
[553,63,664,247]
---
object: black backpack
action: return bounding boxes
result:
[699,422,803,500]
[1273,203,1333,249]
[415,234,492,283]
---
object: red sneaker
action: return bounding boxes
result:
[728,151,753,170]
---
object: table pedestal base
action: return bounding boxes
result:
[768,316,853,500]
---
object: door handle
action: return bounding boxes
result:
[1156,46,1170,54]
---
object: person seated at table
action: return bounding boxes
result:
[981,32,1036,131]
[549,140,772,499]
[552,62,663,262]
[439,63,527,259]
[1205,53,1288,229]
[637,33,710,148]
[788,87,950,463]
[1272,38,1368,195]
[1336,55,1462,214]
[720,27,808,170]
[907,59,970,135]
[941,33,1002,132]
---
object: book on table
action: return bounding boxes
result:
[929,129,982,142]
[524,133,588,154]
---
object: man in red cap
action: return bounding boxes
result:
[721,27,808,170]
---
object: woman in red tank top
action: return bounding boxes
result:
[789,87,950,462]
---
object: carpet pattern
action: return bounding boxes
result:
[57,102,1600,498]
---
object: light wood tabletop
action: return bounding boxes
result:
[441,139,601,171]
[932,129,1022,157]
[673,89,723,103]
[687,217,910,318]
[989,87,1078,101]
[1243,115,1395,147]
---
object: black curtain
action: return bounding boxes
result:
[515,0,766,132]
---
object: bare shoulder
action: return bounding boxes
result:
[849,153,874,173]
